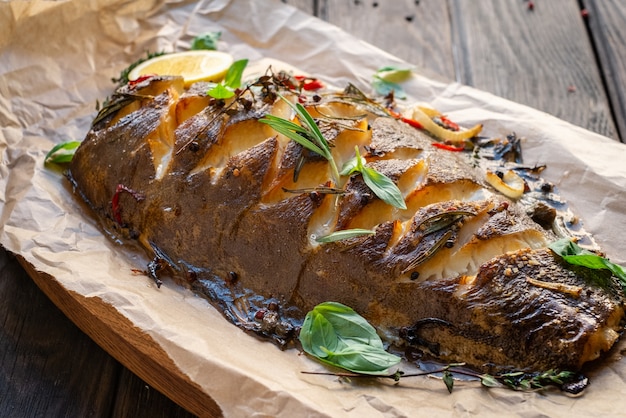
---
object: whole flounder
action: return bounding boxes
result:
[69,72,625,374]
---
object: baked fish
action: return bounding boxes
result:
[68,72,625,375]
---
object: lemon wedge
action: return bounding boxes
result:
[128,50,234,87]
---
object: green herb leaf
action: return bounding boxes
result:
[224,59,248,89]
[44,141,81,164]
[342,147,407,210]
[372,76,406,99]
[339,154,359,176]
[259,95,340,182]
[207,83,235,99]
[376,65,414,83]
[549,238,626,286]
[316,229,375,243]
[361,166,407,210]
[191,31,221,51]
[442,370,454,393]
[480,374,502,388]
[299,302,401,375]
[260,115,326,156]
[207,59,249,100]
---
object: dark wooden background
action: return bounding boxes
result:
[2,0,625,417]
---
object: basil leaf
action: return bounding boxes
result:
[549,238,626,284]
[326,343,402,373]
[299,302,401,375]
[342,147,407,210]
[224,59,248,90]
[44,141,81,164]
[339,155,359,176]
[361,166,407,210]
[207,83,234,99]
[316,229,375,243]
[191,31,221,51]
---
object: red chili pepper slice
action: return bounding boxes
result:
[302,80,324,91]
[293,75,324,91]
[111,184,145,224]
[400,116,423,129]
[438,115,460,131]
[388,110,424,130]
[431,142,465,152]
[128,74,157,88]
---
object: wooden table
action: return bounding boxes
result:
[2,1,625,417]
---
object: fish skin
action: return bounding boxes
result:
[68,75,625,373]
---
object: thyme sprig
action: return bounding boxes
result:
[302,365,583,394]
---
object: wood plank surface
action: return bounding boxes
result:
[316,0,617,140]
[584,0,626,140]
[0,247,199,418]
[450,0,617,140]
[321,0,456,81]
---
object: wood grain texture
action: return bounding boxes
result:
[0,248,118,417]
[449,0,617,139]
[584,0,626,141]
[17,256,219,418]
[0,248,202,418]
[320,0,456,81]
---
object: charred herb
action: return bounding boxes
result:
[303,362,584,394]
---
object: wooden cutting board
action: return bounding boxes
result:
[17,255,223,418]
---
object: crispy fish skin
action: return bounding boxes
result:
[69,75,625,373]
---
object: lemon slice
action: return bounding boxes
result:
[485,169,525,199]
[128,50,234,87]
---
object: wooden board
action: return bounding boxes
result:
[14,254,221,418]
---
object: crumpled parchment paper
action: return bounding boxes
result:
[1,0,626,417]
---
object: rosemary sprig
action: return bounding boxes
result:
[315,229,376,243]
[260,94,341,183]
[261,96,407,212]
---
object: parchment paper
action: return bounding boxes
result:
[1,0,626,417]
